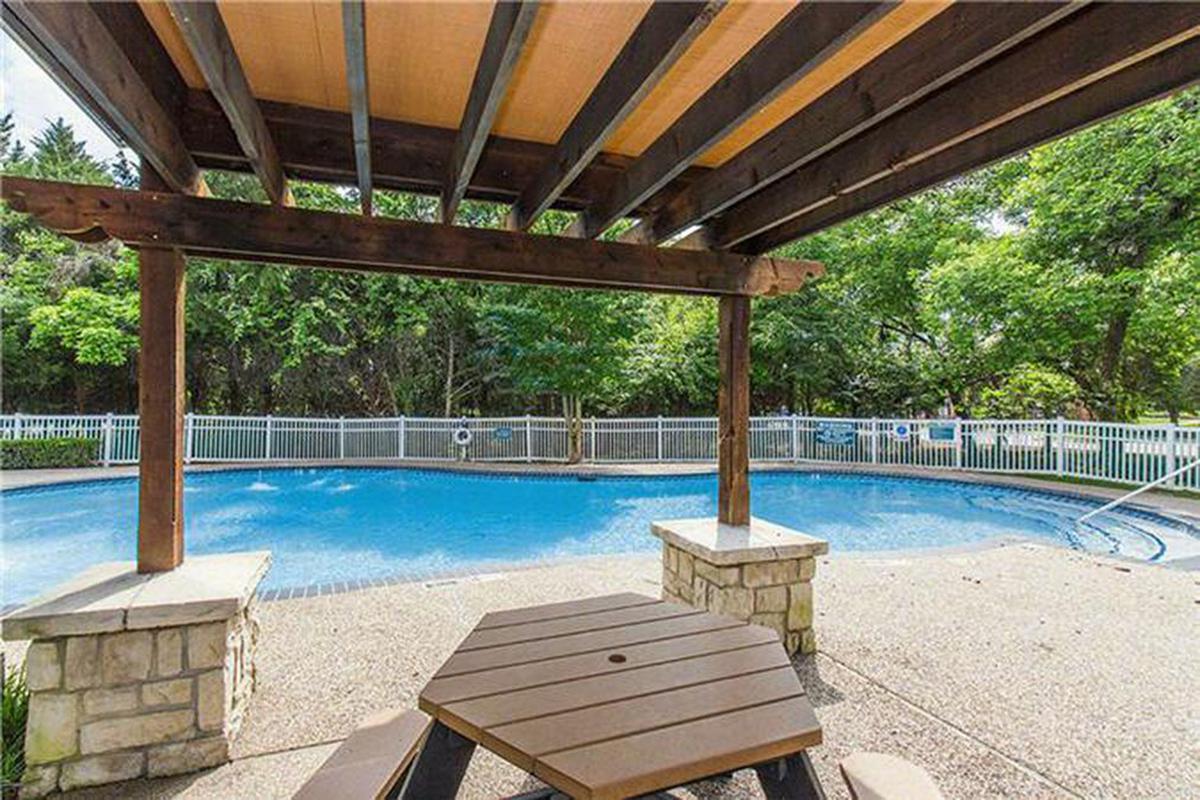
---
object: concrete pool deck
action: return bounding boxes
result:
[5,544,1197,799]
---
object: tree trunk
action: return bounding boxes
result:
[443,336,456,417]
[564,394,584,463]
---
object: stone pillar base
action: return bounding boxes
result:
[3,552,271,798]
[651,517,827,655]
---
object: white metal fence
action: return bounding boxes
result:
[2,413,1197,491]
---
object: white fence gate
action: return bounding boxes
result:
[2,413,1197,491]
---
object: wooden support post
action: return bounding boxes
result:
[137,166,186,573]
[718,295,750,525]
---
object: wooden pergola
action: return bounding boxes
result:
[2,1,1197,573]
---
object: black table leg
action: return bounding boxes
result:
[395,720,477,800]
[754,752,827,800]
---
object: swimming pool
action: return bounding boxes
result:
[3,468,1195,604]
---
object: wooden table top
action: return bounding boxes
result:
[418,592,822,800]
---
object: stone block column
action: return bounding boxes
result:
[3,552,270,797]
[652,518,827,655]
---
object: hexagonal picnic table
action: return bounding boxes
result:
[404,592,825,799]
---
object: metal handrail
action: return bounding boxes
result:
[1077,458,1200,523]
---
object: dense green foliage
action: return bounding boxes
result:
[2,663,28,791]
[2,90,1198,422]
[0,437,98,469]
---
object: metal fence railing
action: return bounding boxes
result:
[2,413,1197,491]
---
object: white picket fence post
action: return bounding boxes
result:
[184,413,194,464]
[338,417,346,460]
[525,414,533,462]
[791,415,800,462]
[398,416,406,460]
[953,419,963,470]
[264,415,274,460]
[1165,424,1177,488]
[656,416,663,461]
[870,419,879,464]
[101,412,114,466]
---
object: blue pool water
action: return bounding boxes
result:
[2,468,1193,604]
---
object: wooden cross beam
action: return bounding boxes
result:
[0,177,823,297]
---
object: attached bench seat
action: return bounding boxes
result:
[840,752,946,800]
[293,708,433,800]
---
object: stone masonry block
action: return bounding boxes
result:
[677,550,695,584]
[147,736,229,778]
[742,559,803,588]
[754,585,789,613]
[79,709,193,755]
[25,693,78,765]
[156,629,183,677]
[196,669,228,732]
[19,764,59,799]
[64,636,99,691]
[664,543,677,574]
[25,642,62,692]
[691,576,711,609]
[187,622,228,670]
[60,752,144,792]
[82,687,138,717]
[798,557,816,582]
[693,559,741,587]
[787,583,814,632]
[142,677,192,708]
[709,586,754,618]
[100,631,152,685]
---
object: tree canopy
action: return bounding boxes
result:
[2,90,1198,422]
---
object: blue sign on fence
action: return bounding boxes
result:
[928,422,958,443]
[816,421,856,446]
[492,426,513,441]
[893,423,911,441]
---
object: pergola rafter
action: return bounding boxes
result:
[565,0,894,240]
[629,1,1084,245]
[709,2,1200,250]
[341,0,372,215]
[2,0,1197,568]
[165,1,293,205]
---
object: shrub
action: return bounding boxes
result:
[0,437,97,469]
[2,661,28,795]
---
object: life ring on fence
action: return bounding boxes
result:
[453,425,473,447]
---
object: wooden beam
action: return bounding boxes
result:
[180,91,709,213]
[740,35,1200,253]
[165,1,292,206]
[137,163,186,573]
[635,1,1084,244]
[0,178,824,297]
[710,2,1200,249]
[567,1,893,239]
[342,0,372,215]
[2,1,205,195]
[441,1,539,223]
[717,295,750,526]
[506,1,723,231]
